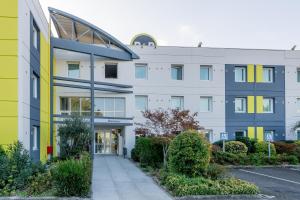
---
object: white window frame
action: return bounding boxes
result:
[68,62,80,78]
[235,66,247,82]
[200,65,212,81]
[297,98,300,113]
[297,68,300,83]
[263,97,274,113]
[32,126,38,151]
[32,73,38,99]
[235,97,247,113]
[171,65,183,80]
[135,95,148,111]
[200,96,213,112]
[135,64,148,80]
[263,67,274,83]
[171,96,184,110]
[32,23,38,50]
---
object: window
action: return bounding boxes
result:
[264,130,274,141]
[235,131,246,139]
[105,64,118,78]
[32,22,39,50]
[171,65,183,80]
[235,66,246,82]
[297,130,300,140]
[200,65,212,80]
[135,95,148,111]
[297,98,300,113]
[60,97,69,113]
[32,126,38,150]
[68,63,80,78]
[32,73,38,99]
[94,97,125,117]
[204,130,213,142]
[297,68,300,83]
[263,97,274,113]
[60,97,91,116]
[135,64,147,79]
[235,97,247,113]
[171,96,184,110]
[263,67,274,83]
[200,97,212,112]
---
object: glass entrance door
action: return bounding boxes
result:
[95,128,120,154]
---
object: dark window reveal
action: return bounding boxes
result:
[105,64,118,78]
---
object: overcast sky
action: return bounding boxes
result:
[39,0,300,49]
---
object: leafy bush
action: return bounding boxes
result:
[168,130,210,177]
[205,163,226,180]
[236,137,257,153]
[254,142,276,155]
[27,172,52,196]
[58,115,92,159]
[134,137,163,168]
[278,154,299,165]
[131,148,139,162]
[160,172,259,196]
[51,153,91,197]
[225,141,248,154]
[273,142,297,154]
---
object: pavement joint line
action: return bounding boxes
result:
[239,169,300,185]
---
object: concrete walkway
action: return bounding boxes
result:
[92,155,173,200]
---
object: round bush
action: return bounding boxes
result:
[236,137,257,153]
[254,141,276,155]
[225,141,248,154]
[168,130,210,177]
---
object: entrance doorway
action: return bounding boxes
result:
[95,128,121,154]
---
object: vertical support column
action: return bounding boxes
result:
[50,44,54,151]
[90,54,95,159]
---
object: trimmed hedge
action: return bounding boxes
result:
[254,142,276,155]
[160,172,259,196]
[225,141,248,154]
[168,130,210,177]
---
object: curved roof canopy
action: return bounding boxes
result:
[131,33,157,47]
[49,7,138,59]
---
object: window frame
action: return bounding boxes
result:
[234,97,247,113]
[32,20,39,51]
[32,73,38,99]
[263,67,274,83]
[171,65,183,80]
[67,62,80,78]
[135,64,148,80]
[105,63,118,79]
[297,98,300,113]
[235,130,246,139]
[234,66,247,82]
[171,96,184,110]
[263,97,274,113]
[200,65,212,81]
[32,126,38,151]
[200,96,213,112]
[297,68,300,83]
[135,95,148,111]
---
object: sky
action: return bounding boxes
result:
[39,0,300,49]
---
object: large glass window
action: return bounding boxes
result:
[297,68,300,83]
[135,95,148,111]
[200,65,212,80]
[68,63,80,78]
[235,97,247,113]
[235,66,246,82]
[60,97,91,116]
[200,97,213,112]
[81,98,91,116]
[171,96,184,110]
[105,64,118,78]
[263,97,274,113]
[263,67,274,83]
[94,97,125,117]
[171,65,183,80]
[135,64,147,79]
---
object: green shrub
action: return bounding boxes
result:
[205,163,226,180]
[254,142,276,155]
[168,130,210,177]
[160,172,259,196]
[236,137,257,153]
[225,141,248,154]
[51,153,91,197]
[0,145,9,189]
[27,172,52,196]
[131,148,139,162]
[273,142,297,154]
[279,154,299,165]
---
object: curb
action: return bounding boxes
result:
[175,194,272,200]
[225,164,300,169]
[0,198,90,200]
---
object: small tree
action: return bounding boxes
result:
[58,115,92,159]
[136,109,202,167]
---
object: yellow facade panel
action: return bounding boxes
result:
[247,96,254,113]
[0,117,18,145]
[0,101,18,117]
[256,127,264,141]
[0,56,18,78]
[256,64,263,82]
[0,40,18,56]
[256,96,263,113]
[0,0,18,18]
[0,79,18,101]
[247,64,254,82]
[247,127,255,139]
[0,17,18,39]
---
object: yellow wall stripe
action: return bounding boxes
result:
[256,96,263,113]
[247,127,255,139]
[247,96,254,113]
[256,127,264,141]
[247,64,254,82]
[256,64,263,82]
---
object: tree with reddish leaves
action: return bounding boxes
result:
[135,108,203,166]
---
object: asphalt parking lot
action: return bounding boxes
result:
[230,167,300,200]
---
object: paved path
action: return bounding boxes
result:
[230,167,300,200]
[92,155,173,200]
